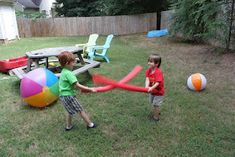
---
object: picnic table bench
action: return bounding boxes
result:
[9,46,100,79]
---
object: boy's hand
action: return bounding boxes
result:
[90,88,97,93]
[148,87,154,93]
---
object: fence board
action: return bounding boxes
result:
[17,13,157,37]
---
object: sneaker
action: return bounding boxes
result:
[65,125,74,131]
[148,112,161,118]
[153,116,160,122]
[87,123,97,130]
[148,113,153,120]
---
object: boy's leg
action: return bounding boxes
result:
[79,111,97,129]
[152,96,163,121]
[79,111,92,125]
[153,106,160,120]
[67,114,72,127]
[148,94,154,117]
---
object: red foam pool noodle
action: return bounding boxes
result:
[93,74,157,93]
[82,65,142,93]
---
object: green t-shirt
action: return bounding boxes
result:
[59,68,78,96]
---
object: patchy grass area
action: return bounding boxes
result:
[0,35,235,157]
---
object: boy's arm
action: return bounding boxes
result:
[145,77,150,88]
[148,82,159,92]
[148,70,163,92]
[74,82,96,92]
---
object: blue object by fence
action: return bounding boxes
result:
[147,29,168,38]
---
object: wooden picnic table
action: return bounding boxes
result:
[10,46,100,79]
[25,46,84,72]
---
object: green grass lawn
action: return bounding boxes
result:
[0,35,235,157]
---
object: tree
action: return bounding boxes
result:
[16,10,46,19]
[170,0,235,50]
[170,0,222,41]
[55,0,169,17]
[226,0,235,50]
[55,0,102,17]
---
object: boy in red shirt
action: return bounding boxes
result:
[145,54,164,121]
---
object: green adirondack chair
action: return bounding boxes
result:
[87,34,114,63]
[75,34,99,56]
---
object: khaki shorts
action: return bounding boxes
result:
[149,94,164,107]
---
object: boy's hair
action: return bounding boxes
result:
[58,51,76,67]
[148,54,161,68]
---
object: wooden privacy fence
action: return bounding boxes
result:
[17,13,157,37]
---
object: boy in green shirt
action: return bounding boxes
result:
[58,51,96,131]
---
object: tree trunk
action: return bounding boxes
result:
[157,11,161,30]
[226,0,235,51]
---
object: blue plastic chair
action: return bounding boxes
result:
[87,34,114,63]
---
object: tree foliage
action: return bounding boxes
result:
[170,0,234,50]
[55,0,100,17]
[16,10,46,19]
[170,0,223,41]
[55,0,169,17]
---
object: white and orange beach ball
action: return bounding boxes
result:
[187,73,207,91]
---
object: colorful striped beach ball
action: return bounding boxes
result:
[187,73,207,91]
[20,68,59,107]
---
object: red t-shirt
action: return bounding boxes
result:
[145,68,164,96]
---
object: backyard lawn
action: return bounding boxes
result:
[0,34,235,157]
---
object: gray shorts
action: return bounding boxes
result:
[149,94,164,107]
[60,96,84,115]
